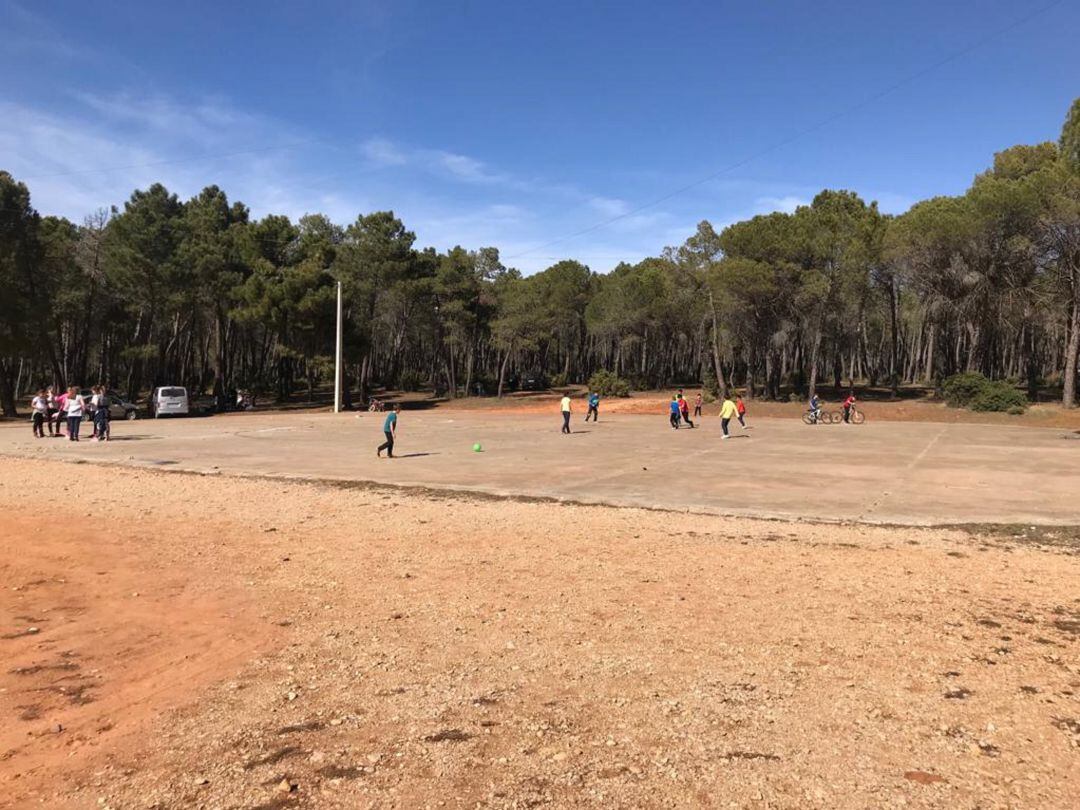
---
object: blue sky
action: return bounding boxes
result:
[2,0,1077,273]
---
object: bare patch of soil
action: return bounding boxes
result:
[0,458,1076,809]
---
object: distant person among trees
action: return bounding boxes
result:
[669,396,681,429]
[719,395,738,439]
[842,393,856,423]
[31,389,48,438]
[89,386,101,439]
[679,394,694,428]
[377,404,401,458]
[94,386,111,441]
[585,391,600,422]
[63,386,85,442]
[53,388,69,438]
[693,393,703,419]
[45,387,59,437]
[736,395,748,428]
[560,394,572,434]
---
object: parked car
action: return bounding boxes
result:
[77,389,138,420]
[518,373,549,391]
[151,386,190,417]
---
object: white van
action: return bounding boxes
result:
[152,386,189,417]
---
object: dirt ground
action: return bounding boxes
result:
[438,389,1080,430]
[1,458,1077,809]
[4,408,1079,526]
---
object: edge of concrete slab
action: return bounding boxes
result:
[5,451,1080,548]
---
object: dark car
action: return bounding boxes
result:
[518,373,549,391]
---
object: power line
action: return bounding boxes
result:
[504,0,1067,260]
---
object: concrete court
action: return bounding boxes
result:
[2,409,1078,526]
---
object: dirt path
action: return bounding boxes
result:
[0,459,1076,808]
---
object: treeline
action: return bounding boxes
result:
[1,99,1079,416]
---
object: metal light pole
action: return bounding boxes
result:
[334,280,343,413]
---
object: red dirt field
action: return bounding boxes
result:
[1,458,1077,809]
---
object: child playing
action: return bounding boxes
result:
[679,394,694,428]
[31,390,48,438]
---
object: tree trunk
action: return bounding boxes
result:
[888,275,899,397]
[213,311,228,412]
[707,291,728,398]
[1063,293,1080,408]
[464,344,475,397]
[924,325,936,385]
[807,328,823,399]
[0,359,18,417]
[497,346,512,398]
[744,348,755,400]
[1024,325,1039,402]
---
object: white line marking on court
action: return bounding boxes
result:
[905,425,949,470]
[859,424,949,520]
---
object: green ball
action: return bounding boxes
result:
[473,442,483,452]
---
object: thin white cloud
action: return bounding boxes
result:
[72,92,284,150]
[2,0,99,62]
[360,137,409,167]
[0,97,335,223]
[588,196,630,217]
[434,150,494,182]
[360,137,507,184]
[7,95,892,278]
[753,194,809,214]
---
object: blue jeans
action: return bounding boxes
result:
[67,416,82,440]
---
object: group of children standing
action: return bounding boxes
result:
[30,386,112,442]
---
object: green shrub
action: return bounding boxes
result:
[587,370,631,398]
[971,380,1027,413]
[550,372,569,389]
[398,369,425,392]
[1007,405,1026,416]
[701,366,720,399]
[942,372,989,408]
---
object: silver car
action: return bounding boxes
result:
[152,386,190,418]
[78,389,138,421]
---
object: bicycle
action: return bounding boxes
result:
[841,405,866,424]
[802,409,835,425]
[367,399,385,413]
